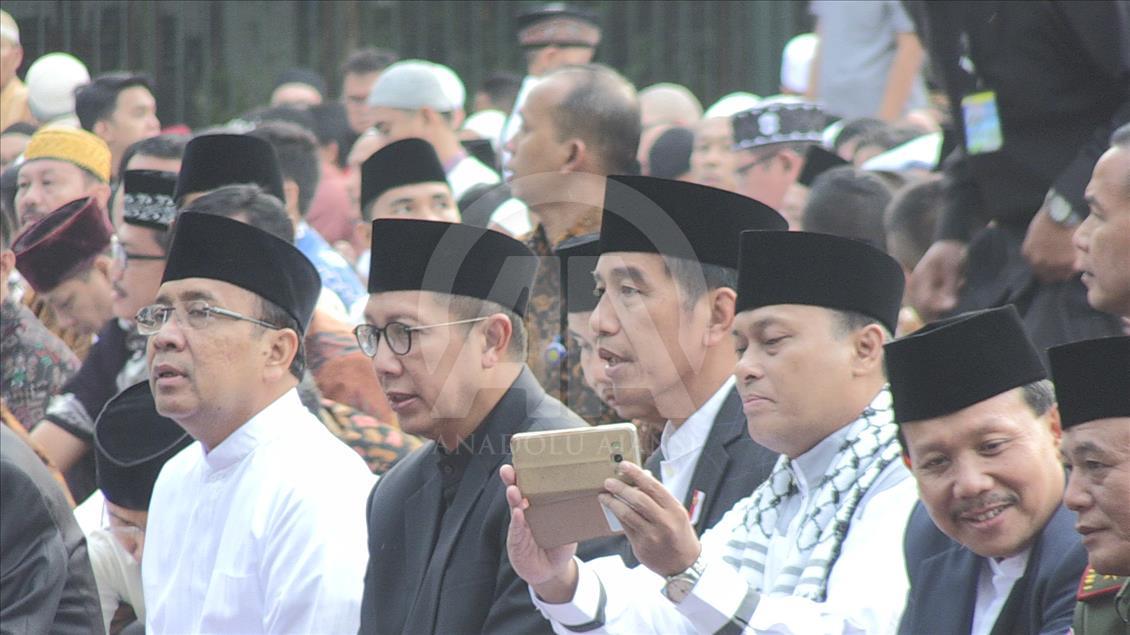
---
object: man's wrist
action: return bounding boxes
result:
[1045,189,1083,227]
[662,551,708,604]
[533,559,580,605]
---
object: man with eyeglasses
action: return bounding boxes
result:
[730,100,827,227]
[139,211,374,634]
[356,218,585,634]
[30,171,177,502]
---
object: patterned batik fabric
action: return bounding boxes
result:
[317,399,423,476]
[727,388,901,602]
[524,223,617,425]
[1,298,80,426]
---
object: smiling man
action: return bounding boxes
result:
[141,212,374,633]
[886,305,1087,634]
[506,230,916,634]
[1049,336,1130,632]
[357,218,582,634]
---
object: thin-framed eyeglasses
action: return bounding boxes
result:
[135,300,282,336]
[353,316,490,357]
[735,149,781,176]
[111,235,166,268]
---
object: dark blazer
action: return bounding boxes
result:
[899,501,1088,635]
[0,425,103,635]
[358,368,585,635]
[645,387,777,535]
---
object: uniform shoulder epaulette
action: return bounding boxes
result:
[1076,565,1126,601]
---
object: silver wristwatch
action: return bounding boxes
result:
[1046,190,1082,226]
[662,553,708,604]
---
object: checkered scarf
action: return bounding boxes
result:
[721,388,900,602]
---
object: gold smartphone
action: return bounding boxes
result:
[510,423,641,548]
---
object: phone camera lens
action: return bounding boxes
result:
[613,453,623,463]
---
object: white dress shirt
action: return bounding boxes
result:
[658,376,734,507]
[971,549,1030,635]
[532,392,919,634]
[142,389,376,634]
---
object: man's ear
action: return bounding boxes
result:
[282,180,301,221]
[561,138,587,173]
[704,287,737,347]
[1044,403,1063,445]
[480,313,513,369]
[93,119,112,143]
[92,253,114,278]
[0,249,15,280]
[850,323,886,376]
[263,328,301,382]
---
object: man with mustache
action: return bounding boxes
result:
[505,230,918,633]
[886,305,1087,634]
[1049,336,1130,633]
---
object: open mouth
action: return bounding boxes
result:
[384,391,419,411]
[959,502,1013,526]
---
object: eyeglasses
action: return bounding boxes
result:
[735,150,781,175]
[353,316,490,357]
[135,300,282,335]
[112,236,166,268]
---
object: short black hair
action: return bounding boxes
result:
[885,176,943,271]
[117,133,189,180]
[340,48,399,77]
[832,117,888,154]
[802,166,890,252]
[478,71,523,113]
[247,121,321,216]
[180,183,294,243]
[446,294,529,360]
[308,102,354,167]
[258,295,307,379]
[547,64,640,175]
[75,72,154,131]
[664,257,737,311]
[1,122,38,137]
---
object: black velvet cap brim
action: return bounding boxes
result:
[797,145,849,187]
[599,175,786,270]
[555,233,601,314]
[361,138,449,214]
[736,230,904,333]
[95,382,192,510]
[885,306,1047,424]
[161,212,321,332]
[123,169,178,230]
[368,219,538,317]
[173,134,286,203]
[1049,336,1130,428]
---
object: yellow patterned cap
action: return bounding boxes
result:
[23,127,112,183]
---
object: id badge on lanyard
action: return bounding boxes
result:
[958,32,1003,155]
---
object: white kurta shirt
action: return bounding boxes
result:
[658,377,735,507]
[971,549,1030,635]
[533,394,919,634]
[142,389,376,634]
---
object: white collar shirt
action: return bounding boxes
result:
[659,376,735,506]
[971,549,1031,635]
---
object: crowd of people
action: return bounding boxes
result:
[0,2,1127,634]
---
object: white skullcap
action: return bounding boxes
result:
[862,131,942,173]
[703,92,761,119]
[369,60,463,112]
[780,33,818,94]
[463,110,506,146]
[26,53,90,123]
[0,10,19,44]
[429,62,466,112]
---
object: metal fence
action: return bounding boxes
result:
[6,0,810,129]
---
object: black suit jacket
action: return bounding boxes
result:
[644,387,777,534]
[899,501,1088,635]
[358,368,585,635]
[0,425,103,634]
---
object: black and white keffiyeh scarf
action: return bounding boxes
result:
[721,387,901,602]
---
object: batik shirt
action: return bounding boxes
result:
[1,298,79,427]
